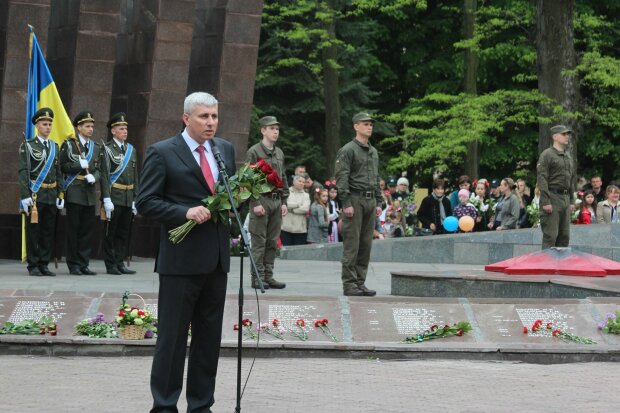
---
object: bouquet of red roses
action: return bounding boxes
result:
[169,158,281,244]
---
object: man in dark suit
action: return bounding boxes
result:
[136,92,236,413]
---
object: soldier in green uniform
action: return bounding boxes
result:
[537,124,576,249]
[59,111,111,275]
[102,113,138,275]
[335,113,382,296]
[18,108,65,276]
[247,116,289,289]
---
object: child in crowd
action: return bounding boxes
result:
[453,189,477,232]
[307,188,329,243]
[417,178,452,235]
[472,179,490,232]
[326,181,341,242]
[389,211,405,238]
[575,189,597,224]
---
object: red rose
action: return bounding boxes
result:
[138,310,145,316]
[523,326,528,334]
[118,310,125,317]
[457,329,463,336]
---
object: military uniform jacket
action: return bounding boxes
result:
[18,138,65,205]
[103,139,138,207]
[536,146,575,207]
[59,138,110,206]
[246,142,289,207]
[335,138,382,208]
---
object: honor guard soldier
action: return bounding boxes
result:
[102,113,138,275]
[537,124,576,249]
[18,108,65,276]
[335,112,383,296]
[59,111,111,275]
[247,116,289,289]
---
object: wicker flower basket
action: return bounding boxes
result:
[119,293,147,340]
[120,324,146,340]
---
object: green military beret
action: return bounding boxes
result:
[550,124,572,135]
[259,116,279,127]
[107,112,128,129]
[73,110,95,127]
[32,107,54,124]
[352,112,374,123]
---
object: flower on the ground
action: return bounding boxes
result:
[169,160,277,244]
[288,319,308,341]
[314,318,338,342]
[117,291,158,338]
[599,311,620,334]
[0,316,56,336]
[522,320,596,344]
[235,318,258,340]
[259,320,286,340]
[74,312,117,338]
[403,321,472,343]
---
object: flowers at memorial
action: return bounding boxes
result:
[0,316,57,335]
[287,319,308,341]
[402,321,472,343]
[258,319,286,340]
[74,312,117,338]
[527,202,541,227]
[598,311,620,334]
[314,318,338,342]
[169,159,278,244]
[522,319,596,344]
[234,318,258,340]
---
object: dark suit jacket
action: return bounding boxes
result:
[136,134,236,275]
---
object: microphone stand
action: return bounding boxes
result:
[211,143,265,413]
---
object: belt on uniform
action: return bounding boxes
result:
[112,183,134,190]
[262,192,281,200]
[75,175,86,181]
[40,182,57,189]
[549,188,569,195]
[351,190,375,199]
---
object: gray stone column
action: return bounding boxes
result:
[189,0,263,163]
[0,0,51,215]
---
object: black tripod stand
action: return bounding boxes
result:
[211,144,265,413]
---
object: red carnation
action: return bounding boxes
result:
[431,325,439,331]
[138,310,145,316]
[118,310,125,317]
[322,319,329,325]
[272,319,280,327]
[314,320,321,328]
[233,324,239,331]
[457,329,463,336]
[546,322,553,330]
[552,329,561,337]
[296,319,305,327]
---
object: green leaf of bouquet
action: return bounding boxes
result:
[259,184,272,193]
[239,190,252,201]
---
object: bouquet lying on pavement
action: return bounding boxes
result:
[169,159,281,244]
[403,321,472,343]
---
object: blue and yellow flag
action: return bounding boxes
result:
[26,25,74,145]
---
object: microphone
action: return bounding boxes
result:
[210,141,226,172]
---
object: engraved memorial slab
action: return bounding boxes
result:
[222,297,341,342]
[349,300,471,343]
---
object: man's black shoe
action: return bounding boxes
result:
[106,267,122,275]
[251,279,269,289]
[358,285,376,297]
[39,267,56,276]
[28,268,43,276]
[265,279,286,289]
[343,287,364,296]
[80,267,97,275]
[118,265,136,274]
[69,268,83,275]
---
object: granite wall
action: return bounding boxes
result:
[0,0,264,259]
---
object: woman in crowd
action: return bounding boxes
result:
[325,181,341,243]
[472,178,490,232]
[597,185,620,224]
[307,188,329,243]
[391,177,410,202]
[418,178,452,235]
[575,189,597,224]
[280,175,311,246]
[517,178,532,228]
[489,178,521,231]
[449,175,471,210]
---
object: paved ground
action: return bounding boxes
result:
[1,355,619,412]
[3,258,620,412]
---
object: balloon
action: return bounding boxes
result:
[459,215,475,232]
[443,216,458,232]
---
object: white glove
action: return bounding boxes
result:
[21,197,33,211]
[79,158,89,169]
[56,198,64,210]
[85,173,96,184]
[131,201,138,216]
[103,198,114,219]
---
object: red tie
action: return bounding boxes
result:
[196,145,215,193]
